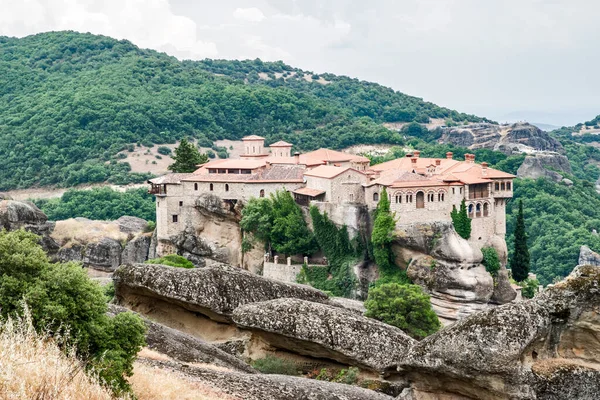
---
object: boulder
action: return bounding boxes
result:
[115,216,148,234]
[57,243,84,263]
[108,304,255,373]
[121,234,151,264]
[82,237,122,271]
[517,153,571,182]
[137,359,394,400]
[232,298,415,373]
[578,245,600,267]
[489,265,517,304]
[0,193,13,200]
[396,264,600,399]
[113,263,329,322]
[0,200,50,233]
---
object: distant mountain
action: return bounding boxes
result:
[529,122,561,132]
[0,31,488,190]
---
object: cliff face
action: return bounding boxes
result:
[439,122,564,155]
[517,153,572,182]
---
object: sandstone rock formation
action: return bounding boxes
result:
[82,237,123,271]
[232,298,415,372]
[0,200,53,235]
[394,222,515,324]
[517,153,572,182]
[113,263,330,322]
[137,358,394,400]
[121,233,152,264]
[578,245,600,267]
[397,264,600,399]
[439,123,564,155]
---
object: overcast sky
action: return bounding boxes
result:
[1,0,599,126]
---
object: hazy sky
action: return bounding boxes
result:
[1,0,599,126]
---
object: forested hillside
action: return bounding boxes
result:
[0,31,486,190]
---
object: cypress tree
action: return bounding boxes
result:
[451,199,471,239]
[371,187,396,275]
[510,200,530,282]
[168,138,208,173]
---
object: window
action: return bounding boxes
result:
[172,215,178,223]
[438,193,445,202]
[468,204,474,218]
[194,183,198,191]
[407,194,413,203]
[501,182,505,191]
[349,193,354,202]
[395,195,402,204]
[225,184,229,192]
[416,192,425,208]
[260,189,265,198]
[495,182,500,191]
[483,202,489,217]
[476,203,482,218]
[460,187,463,194]
[179,201,183,207]
[210,183,213,191]
[452,188,455,194]
[507,182,512,190]
[373,192,379,202]
[427,193,435,202]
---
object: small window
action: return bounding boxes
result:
[172,215,178,223]
[468,204,474,218]
[501,182,506,191]
[452,188,455,194]
[260,189,265,198]
[407,194,413,203]
[438,193,445,202]
[179,201,183,207]
[476,203,482,218]
[225,184,229,192]
[507,182,512,190]
[209,183,214,191]
[483,202,489,217]
[373,192,379,202]
[194,183,198,191]
[349,193,354,202]
[495,182,500,191]
[460,187,463,194]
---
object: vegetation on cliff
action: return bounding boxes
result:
[451,199,471,240]
[0,31,486,189]
[364,283,440,340]
[0,229,146,395]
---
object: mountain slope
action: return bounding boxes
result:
[0,31,486,190]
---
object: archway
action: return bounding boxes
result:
[416,191,425,209]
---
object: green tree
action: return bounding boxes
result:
[0,229,146,395]
[168,138,208,173]
[451,199,471,239]
[481,247,500,277]
[509,200,530,282]
[371,187,397,275]
[521,278,539,299]
[364,283,440,340]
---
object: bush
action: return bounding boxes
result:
[481,247,500,277]
[521,278,540,299]
[0,230,146,395]
[251,355,300,375]
[146,254,194,269]
[365,283,440,340]
[157,146,172,155]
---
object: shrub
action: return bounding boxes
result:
[0,230,146,395]
[157,146,172,155]
[365,283,440,340]
[481,247,500,277]
[251,355,300,375]
[146,254,194,269]
[521,278,540,299]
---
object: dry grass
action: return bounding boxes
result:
[0,314,113,400]
[130,362,241,400]
[52,218,128,246]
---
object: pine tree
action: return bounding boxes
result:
[451,199,471,239]
[168,138,208,173]
[510,200,530,282]
[371,187,397,275]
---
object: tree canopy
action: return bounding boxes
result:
[168,138,208,173]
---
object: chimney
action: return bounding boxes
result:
[471,154,476,163]
[413,150,421,158]
[481,161,488,175]
[435,159,441,166]
[411,157,417,165]
[446,152,453,159]
[294,152,300,164]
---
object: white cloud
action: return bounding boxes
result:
[233,7,266,22]
[0,0,218,59]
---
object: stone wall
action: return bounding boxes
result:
[263,262,303,283]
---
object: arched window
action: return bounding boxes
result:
[507,182,512,191]
[427,192,435,202]
[209,183,213,191]
[476,203,482,218]
[483,202,489,217]
[373,192,379,202]
[438,192,445,202]
[468,204,474,218]
[225,184,229,192]
[416,191,425,209]
[407,194,413,203]
[260,189,265,198]
[395,194,402,204]
[194,183,198,191]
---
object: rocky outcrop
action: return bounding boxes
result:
[115,216,148,234]
[517,153,572,182]
[113,263,330,323]
[578,245,600,267]
[82,237,122,271]
[138,358,394,400]
[440,123,564,155]
[396,264,600,399]
[108,304,255,373]
[394,222,514,324]
[121,233,151,264]
[0,200,54,235]
[232,298,415,372]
